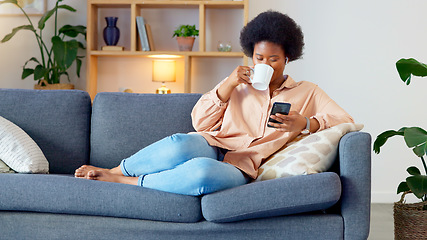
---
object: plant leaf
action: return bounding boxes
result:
[396,58,427,85]
[397,181,410,194]
[33,65,46,80]
[57,4,76,12]
[404,127,427,148]
[38,7,56,30]
[59,25,86,38]
[38,4,77,30]
[1,25,35,43]
[52,36,78,70]
[413,143,427,158]
[373,128,405,154]
[23,57,41,67]
[0,0,18,5]
[406,175,427,199]
[21,68,34,79]
[407,166,421,176]
[75,57,82,77]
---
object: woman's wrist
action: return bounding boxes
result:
[309,117,320,133]
[217,78,238,102]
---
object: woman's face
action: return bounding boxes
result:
[252,41,287,86]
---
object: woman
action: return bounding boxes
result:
[75,10,353,196]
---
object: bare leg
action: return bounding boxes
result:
[87,169,138,185]
[75,165,123,179]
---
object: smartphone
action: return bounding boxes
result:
[267,102,291,128]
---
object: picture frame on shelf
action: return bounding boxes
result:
[0,0,47,16]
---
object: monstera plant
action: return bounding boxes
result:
[0,0,86,86]
[374,58,427,207]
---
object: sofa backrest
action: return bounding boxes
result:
[0,89,92,174]
[90,92,202,169]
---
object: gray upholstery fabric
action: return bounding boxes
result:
[0,89,91,174]
[339,132,371,240]
[90,92,202,169]
[0,89,371,239]
[0,174,202,223]
[201,172,341,223]
[0,211,344,240]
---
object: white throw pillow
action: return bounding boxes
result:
[256,123,363,181]
[0,159,15,173]
[0,116,48,173]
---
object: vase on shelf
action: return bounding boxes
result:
[103,17,120,46]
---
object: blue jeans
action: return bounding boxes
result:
[120,133,249,196]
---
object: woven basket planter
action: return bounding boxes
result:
[394,201,427,240]
[34,80,74,90]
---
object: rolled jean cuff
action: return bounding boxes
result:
[138,175,146,187]
[120,159,132,177]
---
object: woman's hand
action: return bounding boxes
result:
[268,111,307,132]
[217,66,253,102]
[227,65,253,87]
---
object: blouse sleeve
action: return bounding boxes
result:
[311,86,354,131]
[191,79,229,132]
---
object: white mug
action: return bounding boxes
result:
[250,64,274,91]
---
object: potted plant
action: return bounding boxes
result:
[373,58,427,239]
[172,24,199,51]
[0,0,86,89]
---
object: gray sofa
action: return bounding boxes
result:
[0,89,371,240]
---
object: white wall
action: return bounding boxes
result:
[0,0,87,89]
[263,0,427,203]
[1,0,427,203]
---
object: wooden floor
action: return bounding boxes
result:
[368,203,394,240]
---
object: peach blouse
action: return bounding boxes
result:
[191,76,354,179]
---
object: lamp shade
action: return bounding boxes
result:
[152,60,176,82]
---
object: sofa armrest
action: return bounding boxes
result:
[338,131,371,240]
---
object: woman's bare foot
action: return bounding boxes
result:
[75,165,123,179]
[87,169,138,185]
[75,165,105,178]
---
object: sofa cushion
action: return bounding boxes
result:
[0,89,91,174]
[90,93,202,169]
[256,123,363,181]
[201,172,341,223]
[0,174,202,223]
[0,116,48,173]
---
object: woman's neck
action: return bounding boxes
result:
[269,75,287,96]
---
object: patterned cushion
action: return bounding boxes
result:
[256,123,363,181]
[0,116,48,173]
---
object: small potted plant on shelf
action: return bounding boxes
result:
[172,24,199,51]
[373,58,427,239]
[0,0,86,90]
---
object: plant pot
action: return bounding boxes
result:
[176,37,195,51]
[34,80,74,90]
[394,201,427,240]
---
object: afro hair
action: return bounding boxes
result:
[240,10,304,62]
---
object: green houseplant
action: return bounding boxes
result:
[0,0,86,88]
[373,58,427,239]
[172,24,199,51]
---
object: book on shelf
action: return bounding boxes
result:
[101,46,124,51]
[136,16,150,51]
[145,23,155,51]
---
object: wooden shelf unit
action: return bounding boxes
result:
[86,0,249,99]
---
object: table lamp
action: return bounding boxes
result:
[152,59,176,94]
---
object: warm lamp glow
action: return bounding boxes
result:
[152,59,176,94]
[148,54,182,59]
[152,60,176,82]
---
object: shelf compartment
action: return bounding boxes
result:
[90,50,245,57]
